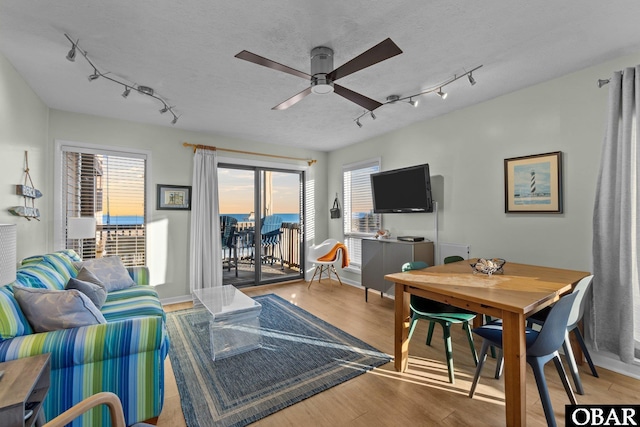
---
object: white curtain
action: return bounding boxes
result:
[591,65,640,364]
[189,148,222,292]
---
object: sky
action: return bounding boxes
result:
[217,168,300,214]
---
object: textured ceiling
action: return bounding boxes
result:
[1,1,640,151]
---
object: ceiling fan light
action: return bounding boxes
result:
[311,76,334,95]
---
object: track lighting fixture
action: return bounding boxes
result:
[468,72,476,86]
[353,64,481,124]
[597,78,610,88]
[66,44,77,62]
[64,33,180,125]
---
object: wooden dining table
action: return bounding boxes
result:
[385,259,590,427]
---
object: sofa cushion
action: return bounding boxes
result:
[0,286,33,340]
[66,277,108,309]
[15,263,66,290]
[74,256,135,292]
[13,285,107,333]
[101,286,165,322]
[41,252,78,282]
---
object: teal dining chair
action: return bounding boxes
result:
[443,255,464,264]
[402,261,478,383]
[469,292,579,427]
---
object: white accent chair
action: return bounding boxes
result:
[307,238,345,288]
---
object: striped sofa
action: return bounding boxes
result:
[0,250,169,426]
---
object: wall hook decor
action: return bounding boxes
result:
[9,151,42,220]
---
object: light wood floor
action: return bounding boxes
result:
[156,280,640,427]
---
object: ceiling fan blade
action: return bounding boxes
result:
[327,38,402,81]
[334,84,383,111]
[235,50,310,80]
[272,87,313,110]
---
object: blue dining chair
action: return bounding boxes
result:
[527,275,597,395]
[469,292,579,427]
[402,261,478,384]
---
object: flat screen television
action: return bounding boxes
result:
[370,163,433,213]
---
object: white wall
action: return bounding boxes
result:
[0,53,50,259]
[329,52,640,284]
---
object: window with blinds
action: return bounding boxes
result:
[62,149,146,267]
[343,159,381,268]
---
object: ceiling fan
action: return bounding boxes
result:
[235,38,402,111]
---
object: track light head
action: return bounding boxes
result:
[66,45,76,62]
[437,88,447,99]
[370,111,376,120]
[356,119,362,128]
[88,71,99,81]
[468,72,476,86]
[171,115,178,125]
[408,97,418,107]
[597,79,610,88]
[386,95,400,103]
[160,105,169,114]
[122,87,131,98]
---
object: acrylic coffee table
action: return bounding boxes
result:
[192,285,262,361]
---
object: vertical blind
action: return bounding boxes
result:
[343,159,381,268]
[62,149,147,267]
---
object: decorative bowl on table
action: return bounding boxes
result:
[470,258,506,275]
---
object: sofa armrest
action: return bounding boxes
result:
[0,316,166,369]
[127,266,149,286]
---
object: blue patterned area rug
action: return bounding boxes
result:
[167,293,391,427]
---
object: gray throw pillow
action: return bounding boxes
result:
[66,277,108,309]
[13,285,107,333]
[75,266,105,288]
[74,256,135,292]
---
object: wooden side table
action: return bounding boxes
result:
[0,354,51,427]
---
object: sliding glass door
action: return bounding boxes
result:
[218,164,304,286]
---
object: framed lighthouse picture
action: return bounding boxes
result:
[504,151,563,213]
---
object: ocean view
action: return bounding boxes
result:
[102,213,300,225]
[102,215,144,225]
[222,213,300,223]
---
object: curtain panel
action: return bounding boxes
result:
[591,65,640,364]
[189,148,222,292]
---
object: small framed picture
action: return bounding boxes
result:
[504,151,563,213]
[157,184,192,210]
